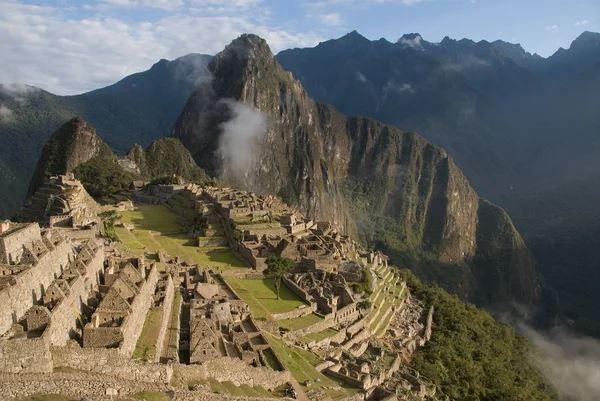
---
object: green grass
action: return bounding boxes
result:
[278,313,324,331]
[196,379,275,398]
[301,328,340,343]
[262,348,283,370]
[166,290,182,360]
[119,204,181,232]
[265,334,360,400]
[116,204,248,272]
[129,392,168,401]
[223,277,307,319]
[132,307,164,361]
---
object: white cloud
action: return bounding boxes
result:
[545,24,559,32]
[0,105,15,123]
[399,35,423,50]
[0,0,321,95]
[522,326,600,401]
[384,81,415,94]
[308,0,423,7]
[575,20,589,27]
[443,55,491,71]
[356,71,367,82]
[96,0,185,10]
[316,13,342,26]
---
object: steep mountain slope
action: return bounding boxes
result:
[277,30,600,329]
[0,54,211,218]
[172,34,543,309]
[24,117,208,202]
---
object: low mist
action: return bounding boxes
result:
[520,325,600,401]
[217,99,267,189]
[0,105,14,122]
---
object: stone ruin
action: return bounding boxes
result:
[15,174,100,229]
[82,257,158,354]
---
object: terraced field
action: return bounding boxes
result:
[367,264,406,336]
[223,277,308,320]
[115,204,247,272]
[132,307,163,361]
[266,334,360,400]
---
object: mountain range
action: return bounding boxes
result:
[0,53,211,217]
[2,30,599,332]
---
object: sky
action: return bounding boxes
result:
[0,0,598,95]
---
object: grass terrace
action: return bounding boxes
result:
[184,378,275,398]
[278,313,323,332]
[223,277,308,319]
[115,203,247,272]
[132,307,164,361]
[299,328,340,343]
[165,290,182,360]
[266,334,360,400]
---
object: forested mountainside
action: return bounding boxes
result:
[277,30,600,332]
[0,53,211,218]
[23,116,207,205]
[171,34,546,312]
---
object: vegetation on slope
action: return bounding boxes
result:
[74,153,137,197]
[400,269,555,401]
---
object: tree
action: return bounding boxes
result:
[263,256,295,299]
[189,211,209,237]
[98,210,119,240]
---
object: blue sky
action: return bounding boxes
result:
[1,0,598,94]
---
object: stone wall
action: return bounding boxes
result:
[342,328,371,350]
[335,304,360,326]
[272,304,315,320]
[154,275,175,363]
[0,238,73,336]
[173,358,291,390]
[44,244,105,346]
[51,342,171,383]
[0,223,40,264]
[347,315,368,338]
[0,337,52,374]
[293,317,337,336]
[282,277,314,304]
[119,266,159,356]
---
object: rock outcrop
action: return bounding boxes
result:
[171,34,543,308]
[27,117,108,196]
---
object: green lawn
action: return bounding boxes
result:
[223,277,308,319]
[165,290,182,360]
[193,379,275,398]
[278,313,324,332]
[132,307,164,361]
[116,204,248,272]
[119,204,181,232]
[300,328,340,343]
[266,334,360,400]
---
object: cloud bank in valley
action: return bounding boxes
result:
[520,326,600,401]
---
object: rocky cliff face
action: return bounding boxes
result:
[172,34,543,308]
[27,117,109,196]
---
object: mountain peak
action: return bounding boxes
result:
[570,30,600,49]
[338,30,370,44]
